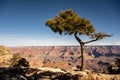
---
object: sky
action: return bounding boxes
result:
[0,0,120,46]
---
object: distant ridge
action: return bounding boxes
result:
[9,45,120,71]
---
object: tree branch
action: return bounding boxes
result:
[84,37,98,44]
[84,33,113,44]
[74,32,84,44]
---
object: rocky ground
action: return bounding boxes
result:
[0,46,120,80]
[0,67,120,80]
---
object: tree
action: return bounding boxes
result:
[10,53,29,68]
[46,9,112,71]
[10,53,30,75]
[108,58,120,74]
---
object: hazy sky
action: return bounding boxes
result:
[0,0,120,46]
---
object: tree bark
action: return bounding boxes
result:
[74,32,111,71]
[74,33,85,71]
[84,37,98,44]
[80,44,85,71]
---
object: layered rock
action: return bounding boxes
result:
[9,46,120,71]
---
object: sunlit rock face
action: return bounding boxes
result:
[0,46,11,55]
[0,46,13,67]
[9,46,120,71]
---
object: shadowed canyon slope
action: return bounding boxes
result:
[9,46,120,71]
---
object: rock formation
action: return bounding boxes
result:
[0,46,13,67]
[9,46,120,71]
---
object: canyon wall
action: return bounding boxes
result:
[9,46,120,71]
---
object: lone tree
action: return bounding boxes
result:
[46,9,112,71]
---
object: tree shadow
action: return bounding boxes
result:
[0,67,80,80]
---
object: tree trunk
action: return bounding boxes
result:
[74,33,85,71]
[80,44,85,71]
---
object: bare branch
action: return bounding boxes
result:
[84,37,98,44]
[84,33,113,44]
[74,32,84,44]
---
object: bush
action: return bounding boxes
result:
[107,58,120,74]
[10,54,29,68]
[9,53,30,76]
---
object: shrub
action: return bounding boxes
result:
[107,58,120,74]
[10,53,29,68]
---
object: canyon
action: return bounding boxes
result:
[0,45,120,79]
[9,46,120,72]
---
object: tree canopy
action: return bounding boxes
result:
[46,9,112,71]
[46,9,112,44]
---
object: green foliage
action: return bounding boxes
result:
[46,9,95,36]
[46,9,112,42]
[115,58,120,68]
[10,54,20,67]
[46,9,112,71]
[91,32,113,40]
[13,58,29,68]
[10,54,29,68]
[102,70,109,74]
[107,58,120,74]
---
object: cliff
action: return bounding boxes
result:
[9,46,120,71]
